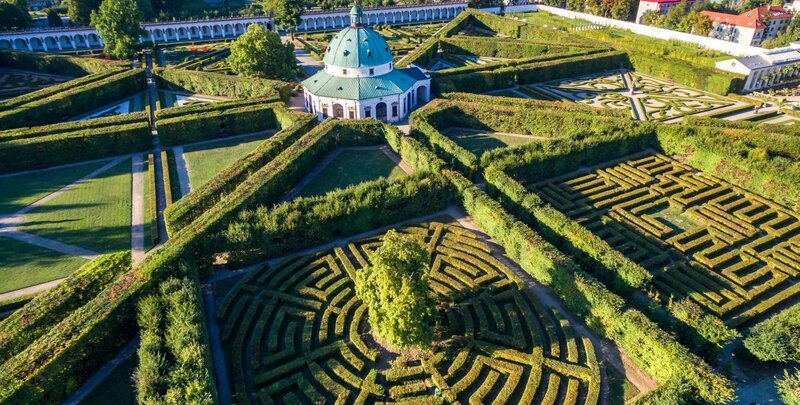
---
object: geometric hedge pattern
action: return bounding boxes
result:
[533,154,800,326]
[0,70,67,98]
[530,71,738,122]
[217,222,601,404]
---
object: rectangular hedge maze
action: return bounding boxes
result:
[533,153,800,326]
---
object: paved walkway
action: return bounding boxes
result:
[202,285,232,405]
[62,337,140,405]
[0,278,65,303]
[131,154,146,264]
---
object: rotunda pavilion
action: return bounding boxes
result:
[301,4,431,122]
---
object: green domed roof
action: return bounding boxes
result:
[322,26,394,68]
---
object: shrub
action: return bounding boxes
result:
[776,368,800,405]
[743,301,800,362]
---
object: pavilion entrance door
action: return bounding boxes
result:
[376,102,387,121]
[333,104,344,119]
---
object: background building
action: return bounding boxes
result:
[701,6,793,46]
[301,5,430,122]
[635,0,697,23]
[716,43,800,91]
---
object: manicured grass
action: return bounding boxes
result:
[296,149,407,198]
[0,161,108,215]
[79,353,137,405]
[0,236,88,294]
[606,363,640,403]
[445,128,535,155]
[20,158,132,254]
[183,133,271,189]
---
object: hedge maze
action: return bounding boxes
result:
[533,153,800,326]
[217,223,600,404]
[0,70,68,99]
[530,71,741,122]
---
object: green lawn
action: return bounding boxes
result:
[446,129,535,155]
[606,363,640,403]
[183,133,271,189]
[0,161,108,215]
[20,158,132,254]
[296,149,407,198]
[0,236,88,294]
[79,353,137,405]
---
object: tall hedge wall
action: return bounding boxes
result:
[628,52,744,95]
[0,111,148,142]
[0,69,147,130]
[158,103,280,146]
[0,121,151,174]
[435,50,629,94]
[154,68,291,101]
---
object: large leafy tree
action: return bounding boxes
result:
[68,0,102,26]
[228,23,296,80]
[354,230,435,350]
[258,0,302,37]
[91,0,144,59]
[0,2,30,30]
[1,0,31,29]
[47,9,63,27]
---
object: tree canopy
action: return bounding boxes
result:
[354,230,435,350]
[258,0,303,34]
[776,368,800,405]
[47,9,63,27]
[68,0,102,26]
[0,2,31,30]
[91,0,144,59]
[228,23,296,80]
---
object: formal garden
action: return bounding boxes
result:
[0,5,799,405]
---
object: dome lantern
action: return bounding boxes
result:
[350,3,364,28]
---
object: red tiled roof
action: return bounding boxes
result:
[641,0,691,3]
[701,6,793,30]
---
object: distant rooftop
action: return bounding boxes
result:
[701,6,793,30]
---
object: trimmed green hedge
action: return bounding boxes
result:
[628,52,744,95]
[134,274,217,404]
[164,108,316,233]
[440,37,577,60]
[154,68,291,101]
[0,111,148,142]
[157,103,280,146]
[435,50,629,94]
[444,169,734,404]
[0,121,152,174]
[0,50,123,76]
[224,172,449,265]
[0,252,130,366]
[0,69,147,130]
[155,96,275,120]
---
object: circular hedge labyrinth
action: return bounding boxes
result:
[217,222,601,404]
